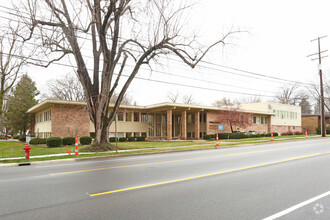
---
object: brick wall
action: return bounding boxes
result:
[206,111,272,134]
[51,105,90,138]
[272,125,302,134]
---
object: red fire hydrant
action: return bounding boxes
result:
[23,144,31,159]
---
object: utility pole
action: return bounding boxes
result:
[307,35,328,137]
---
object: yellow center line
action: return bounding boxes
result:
[89,151,330,197]
[50,141,330,175]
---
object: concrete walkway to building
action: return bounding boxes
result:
[0,135,322,161]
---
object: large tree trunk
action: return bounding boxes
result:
[94,120,110,145]
[91,98,111,145]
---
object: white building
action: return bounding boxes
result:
[239,102,302,134]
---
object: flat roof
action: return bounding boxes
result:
[27,99,275,115]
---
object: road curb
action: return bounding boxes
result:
[0,158,76,167]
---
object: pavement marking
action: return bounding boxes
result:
[50,141,330,175]
[262,190,330,220]
[89,151,330,197]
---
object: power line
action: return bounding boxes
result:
[0,5,317,88]
[0,35,278,95]
[0,51,276,98]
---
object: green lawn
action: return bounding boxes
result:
[0,141,89,158]
[0,134,323,161]
[0,141,209,158]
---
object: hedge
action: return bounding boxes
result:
[136,136,146,141]
[109,137,118,142]
[46,137,62,147]
[127,137,135,142]
[316,126,330,134]
[80,136,92,145]
[119,137,127,142]
[13,135,20,139]
[19,136,26,142]
[29,138,47,145]
[63,137,75,145]
[203,132,278,140]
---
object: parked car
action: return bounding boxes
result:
[247,131,256,135]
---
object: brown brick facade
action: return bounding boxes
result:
[206,111,270,134]
[271,125,302,134]
[51,105,90,138]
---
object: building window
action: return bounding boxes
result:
[117,132,124,137]
[161,114,167,137]
[155,113,161,137]
[126,132,132,138]
[261,117,264,124]
[265,117,268,124]
[187,114,191,123]
[148,113,154,137]
[200,113,206,123]
[187,114,195,124]
[253,116,256,124]
[118,112,124,121]
[187,132,195,138]
[141,132,147,137]
[134,112,139,122]
[134,132,140,137]
[141,113,148,122]
[126,112,132,121]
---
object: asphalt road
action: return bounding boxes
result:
[1,138,330,219]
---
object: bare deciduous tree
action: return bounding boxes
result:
[240,96,262,104]
[216,107,252,133]
[17,0,239,147]
[182,94,194,104]
[0,24,31,116]
[275,84,300,104]
[167,91,179,103]
[213,98,234,107]
[307,77,330,114]
[43,73,134,105]
[45,73,85,101]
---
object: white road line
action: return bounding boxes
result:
[262,191,330,220]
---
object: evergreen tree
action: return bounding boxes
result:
[5,75,39,135]
[300,98,312,114]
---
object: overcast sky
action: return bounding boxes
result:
[1,0,330,107]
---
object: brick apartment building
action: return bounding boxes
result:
[27,100,302,140]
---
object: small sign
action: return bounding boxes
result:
[109,133,115,137]
[218,125,223,130]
